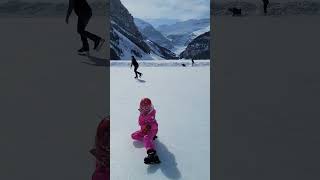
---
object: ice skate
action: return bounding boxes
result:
[144,149,161,164]
[78,47,89,55]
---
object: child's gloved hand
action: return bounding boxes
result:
[142,124,151,134]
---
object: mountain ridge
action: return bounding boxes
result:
[110,0,177,60]
[134,18,174,50]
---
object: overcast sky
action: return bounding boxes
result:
[121,0,210,21]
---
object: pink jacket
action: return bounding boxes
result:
[139,109,158,133]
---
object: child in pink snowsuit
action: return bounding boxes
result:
[91,116,109,180]
[131,98,158,155]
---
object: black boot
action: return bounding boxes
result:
[78,47,89,55]
[144,149,161,164]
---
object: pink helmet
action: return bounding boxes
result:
[139,97,153,113]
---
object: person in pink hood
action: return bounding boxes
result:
[131,98,160,164]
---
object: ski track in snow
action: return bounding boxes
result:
[110,64,210,180]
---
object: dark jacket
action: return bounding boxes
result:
[74,0,91,16]
[131,57,139,67]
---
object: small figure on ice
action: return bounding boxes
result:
[191,58,195,66]
[66,0,105,55]
[130,56,143,79]
[131,98,160,164]
[262,0,269,15]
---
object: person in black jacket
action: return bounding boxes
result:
[66,0,105,55]
[131,56,142,79]
[262,0,269,15]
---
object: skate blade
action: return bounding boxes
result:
[95,39,105,51]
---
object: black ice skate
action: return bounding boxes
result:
[144,149,161,164]
[78,47,89,55]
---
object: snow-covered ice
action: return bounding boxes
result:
[110,59,210,67]
[110,61,210,180]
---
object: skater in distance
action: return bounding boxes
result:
[66,0,105,55]
[131,98,160,164]
[262,0,269,15]
[130,56,143,79]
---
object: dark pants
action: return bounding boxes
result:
[77,12,100,49]
[134,65,142,78]
[263,4,268,14]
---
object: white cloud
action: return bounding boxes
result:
[120,0,210,20]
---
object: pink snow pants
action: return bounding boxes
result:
[92,162,109,180]
[131,129,158,150]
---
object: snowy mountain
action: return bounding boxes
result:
[170,25,210,47]
[110,0,178,60]
[145,40,177,59]
[156,19,210,54]
[180,31,210,60]
[157,19,210,36]
[143,18,180,28]
[166,34,194,47]
[0,0,106,16]
[212,1,320,16]
[134,18,174,50]
[110,0,149,60]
